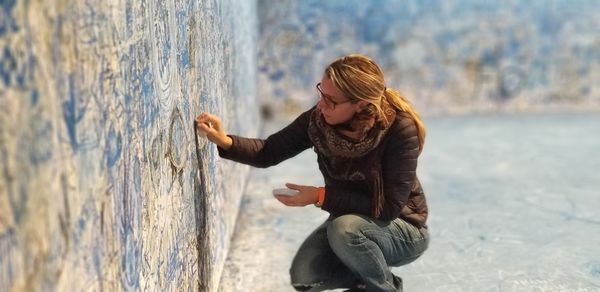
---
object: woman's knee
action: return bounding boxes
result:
[326,214,369,249]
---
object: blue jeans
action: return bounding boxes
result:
[290,214,429,292]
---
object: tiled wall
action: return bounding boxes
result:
[258,0,600,116]
[0,0,258,291]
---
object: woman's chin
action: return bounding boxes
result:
[323,115,335,125]
[320,111,341,125]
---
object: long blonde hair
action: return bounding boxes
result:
[325,54,426,152]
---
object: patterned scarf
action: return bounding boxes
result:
[308,99,397,218]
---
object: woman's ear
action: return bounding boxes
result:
[356,100,369,112]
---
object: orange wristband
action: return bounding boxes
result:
[315,187,326,207]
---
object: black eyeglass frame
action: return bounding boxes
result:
[316,82,353,110]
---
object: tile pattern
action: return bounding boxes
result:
[0,1,258,291]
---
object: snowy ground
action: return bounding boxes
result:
[219,112,600,292]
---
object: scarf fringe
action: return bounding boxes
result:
[372,169,384,218]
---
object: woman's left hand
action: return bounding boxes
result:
[274,183,319,207]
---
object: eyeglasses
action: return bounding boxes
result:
[316,83,352,110]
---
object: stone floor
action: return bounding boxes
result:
[219,112,600,292]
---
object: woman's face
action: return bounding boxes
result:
[316,76,364,125]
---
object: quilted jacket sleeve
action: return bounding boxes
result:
[217,108,314,168]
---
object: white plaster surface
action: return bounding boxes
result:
[220,112,600,292]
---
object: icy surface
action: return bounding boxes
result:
[220,112,600,292]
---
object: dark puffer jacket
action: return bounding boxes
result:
[218,107,428,228]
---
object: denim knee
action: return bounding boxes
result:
[326,215,366,251]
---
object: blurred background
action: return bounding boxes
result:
[257,0,599,118]
[1,0,599,291]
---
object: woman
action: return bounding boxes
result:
[196,54,429,292]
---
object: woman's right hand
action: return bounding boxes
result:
[195,112,233,150]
